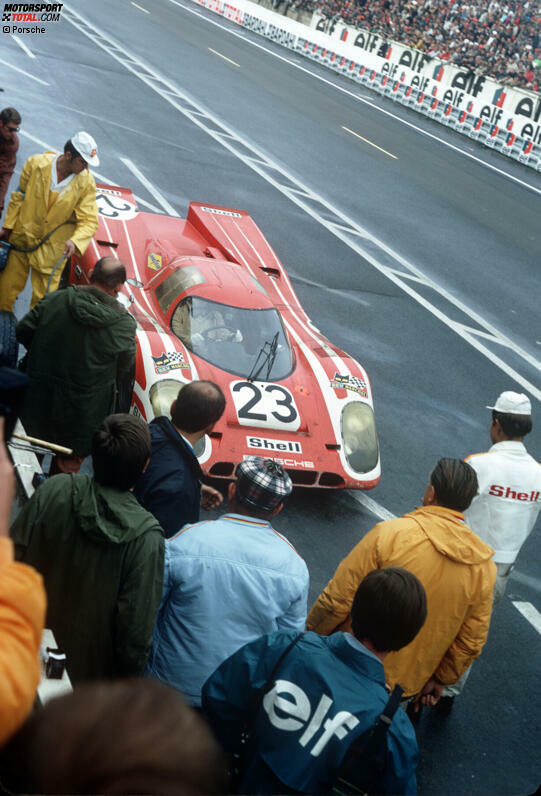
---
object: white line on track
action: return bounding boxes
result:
[0,57,48,85]
[120,157,180,216]
[19,131,163,214]
[131,1,150,13]
[348,490,396,522]
[12,35,36,58]
[170,0,541,199]
[512,601,541,635]
[60,7,541,402]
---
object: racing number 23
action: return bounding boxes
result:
[231,381,300,430]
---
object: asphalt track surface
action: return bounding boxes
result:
[2,1,541,792]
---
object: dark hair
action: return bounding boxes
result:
[91,257,127,289]
[5,680,227,795]
[171,380,225,433]
[430,457,478,512]
[493,410,532,439]
[0,107,21,125]
[64,139,80,159]
[92,414,150,490]
[351,568,427,652]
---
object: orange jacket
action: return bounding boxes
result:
[307,506,497,697]
[0,537,46,745]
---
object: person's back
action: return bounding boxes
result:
[464,392,540,569]
[147,457,308,704]
[203,569,427,794]
[308,459,497,701]
[17,277,135,455]
[11,415,164,683]
[148,511,308,703]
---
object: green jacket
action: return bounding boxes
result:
[11,474,164,684]
[16,285,136,455]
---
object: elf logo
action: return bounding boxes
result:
[263,680,359,757]
[247,436,302,454]
[488,485,540,502]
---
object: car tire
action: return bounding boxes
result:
[0,310,18,368]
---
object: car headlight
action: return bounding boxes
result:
[148,379,206,458]
[341,402,379,474]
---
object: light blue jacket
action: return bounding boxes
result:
[146,513,309,705]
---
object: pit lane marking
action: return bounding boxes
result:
[0,57,49,85]
[169,0,541,199]
[348,490,396,522]
[131,2,150,13]
[512,602,541,636]
[12,35,36,58]
[341,126,397,160]
[121,157,180,216]
[208,48,240,67]
[61,6,541,402]
[19,131,163,215]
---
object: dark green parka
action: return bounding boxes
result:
[11,474,164,684]
[16,285,136,455]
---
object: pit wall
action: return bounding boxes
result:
[189,0,541,170]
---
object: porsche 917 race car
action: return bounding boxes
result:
[69,185,380,489]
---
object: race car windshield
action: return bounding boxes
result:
[171,296,293,380]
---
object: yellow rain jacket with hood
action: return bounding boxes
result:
[307,505,497,697]
[0,151,98,310]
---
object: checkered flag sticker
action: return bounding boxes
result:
[166,351,184,364]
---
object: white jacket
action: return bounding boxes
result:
[465,441,541,563]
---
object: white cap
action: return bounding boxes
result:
[486,391,532,415]
[71,131,99,166]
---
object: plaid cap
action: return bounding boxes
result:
[235,457,293,513]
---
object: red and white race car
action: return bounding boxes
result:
[69,185,380,490]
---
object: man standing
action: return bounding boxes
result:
[11,414,164,684]
[16,257,136,471]
[202,568,427,795]
[465,391,540,601]
[439,391,541,710]
[134,380,225,537]
[0,108,21,216]
[307,459,497,712]
[146,457,309,705]
[0,131,98,311]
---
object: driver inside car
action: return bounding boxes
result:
[172,298,242,351]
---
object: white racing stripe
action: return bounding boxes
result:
[60,8,541,402]
[512,601,541,636]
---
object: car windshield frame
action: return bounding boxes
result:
[170,296,294,381]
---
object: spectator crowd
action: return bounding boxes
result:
[286,0,541,91]
[0,130,540,794]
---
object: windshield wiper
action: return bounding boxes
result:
[247,333,279,382]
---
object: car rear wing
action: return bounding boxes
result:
[187,202,284,279]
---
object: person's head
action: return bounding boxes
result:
[0,107,21,142]
[6,680,227,795]
[423,457,478,513]
[486,391,532,442]
[230,456,293,520]
[90,256,127,296]
[171,380,225,434]
[63,131,99,174]
[351,568,427,653]
[92,414,150,491]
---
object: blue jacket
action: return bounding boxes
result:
[202,631,418,795]
[134,416,203,538]
[146,514,309,705]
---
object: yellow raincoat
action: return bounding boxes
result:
[307,505,497,697]
[0,151,98,310]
